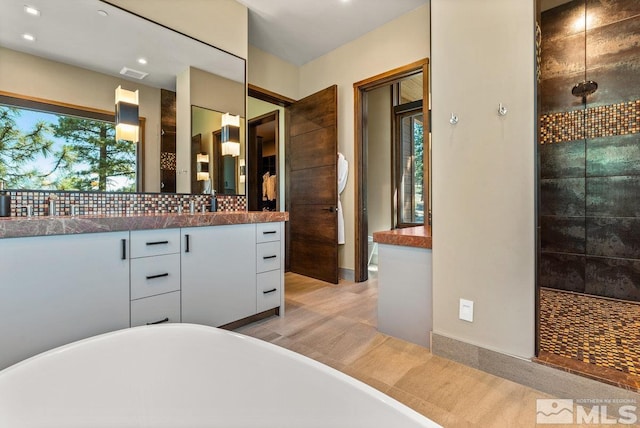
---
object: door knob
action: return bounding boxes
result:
[322,207,336,213]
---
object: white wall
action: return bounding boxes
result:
[108,0,248,60]
[248,46,299,100]
[431,0,536,358]
[367,85,393,234]
[298,4,430,272]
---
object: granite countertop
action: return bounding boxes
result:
[0,211,289,239]
[373,226,432,249]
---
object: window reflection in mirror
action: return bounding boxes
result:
[0,95,141,191]
[191,106,244,195]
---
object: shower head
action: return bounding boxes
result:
[571,80,598,98]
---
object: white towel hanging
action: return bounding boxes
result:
[337,152,348,245]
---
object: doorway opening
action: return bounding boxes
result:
[247,111,280,212]
[353,59,430,282]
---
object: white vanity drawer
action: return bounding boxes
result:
[257,270,281,313]
[131,254,181,300]
[130,291,181,327]
[256,222,281,243]
[130,229,181,258]
[256,241,281,273]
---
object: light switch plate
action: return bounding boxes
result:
[459,298,474,322]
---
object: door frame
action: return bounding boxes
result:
[353,58,430,282]
[248,85,295,270]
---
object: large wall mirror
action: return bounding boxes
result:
[0,0,246,195]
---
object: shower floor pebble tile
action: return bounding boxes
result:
[540,288,640,377]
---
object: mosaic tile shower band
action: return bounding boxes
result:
[6,191,246,217]
[540,99,640,144]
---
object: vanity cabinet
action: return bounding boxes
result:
[0,232,130,369]
[0,219,285,371]
[256,222,283,313]
[181,224,257,327]
[129,229,182,327]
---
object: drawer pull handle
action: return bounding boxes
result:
[146,240,169,246]
[263,231,277,235]
[146,317,169,325]
[263,288,277,294]
[263,255,277,260]
[146,273,169,280]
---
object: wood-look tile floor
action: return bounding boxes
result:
[235,272,554,427]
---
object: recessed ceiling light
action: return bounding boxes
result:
[24,5,40,16]
[22,33,36,42]
[97,9,108,17]
[137,58,147,65]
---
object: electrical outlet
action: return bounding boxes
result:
[459,298,474,322]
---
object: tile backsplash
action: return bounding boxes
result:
[7,190,246,217]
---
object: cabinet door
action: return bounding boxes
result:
[0,232,130,370]
[181,224,256,327]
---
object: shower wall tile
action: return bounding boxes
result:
[587,134,640,177]
[587,15,640,71]
[587,217,640,259]
[540,31,585,81]
[541,0,585,43]
[540,216,585,254]
[539,139,585,178]
[539,252,585,293]
[585,67,640,109]
[587,0,640,29]
[540,0,584,115]
[586,16,640,107]
[540,0,640,303]
[540,74,588,114]
[586,176,640,217]
[540,178,585,216]
[585,256,640,301]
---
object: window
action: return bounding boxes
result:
[0,94,139,191]
[395,101,424,227]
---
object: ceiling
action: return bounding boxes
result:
[0,0,245,91]
[0,0,429,91]
[236,0,429,66]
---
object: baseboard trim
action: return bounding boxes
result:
[339,267,355,282]
[431,333,640,400]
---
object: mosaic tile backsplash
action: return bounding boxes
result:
[6,191,246,217]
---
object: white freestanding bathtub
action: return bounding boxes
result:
[0,324,441,428]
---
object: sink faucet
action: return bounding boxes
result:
[19,205,33,218]
[48,195,58,216]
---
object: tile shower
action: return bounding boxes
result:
[537,0,640,388]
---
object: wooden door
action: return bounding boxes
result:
[288,85,339,284]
